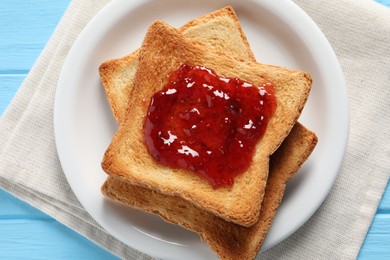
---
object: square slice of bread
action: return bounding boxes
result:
[102,123,318,259]
[99,5,315,231]
[101,21,312,226]
[99,6,315,224]
[99,6,254,125]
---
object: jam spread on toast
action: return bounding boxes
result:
[144,64,276,187]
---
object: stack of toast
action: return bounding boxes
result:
[99,6,318,259]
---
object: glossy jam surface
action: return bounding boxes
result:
[144,65,277,187]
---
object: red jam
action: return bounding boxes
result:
[144,64,276,188]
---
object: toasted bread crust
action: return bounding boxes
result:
[102,123,318,259]
[101,21,312,226]
[99,7,317,258]
[99,6,255,125]
[99,51,140,122]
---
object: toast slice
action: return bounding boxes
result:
[99,6,254,125]
[101,21,312,226]
[102,123,318,259]
[99,5,315,227]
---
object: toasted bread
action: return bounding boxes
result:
[102,123,318,259]
[99,7,316,257]
[99,6,314,223]
[99,6,254,125]
[101,21,312,226]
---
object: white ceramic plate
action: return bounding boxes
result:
[54,0,349,259]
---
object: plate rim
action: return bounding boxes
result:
[54,0,349,258]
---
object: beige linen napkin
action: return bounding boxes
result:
[0,0,389,259]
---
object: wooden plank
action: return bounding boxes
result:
[376,0,390,6]
[0,0,70,71]
[359,214,390,259]
[0,190,49,219]
[0,190,119,259]
[377,182,390,212]
[0,219,119,260]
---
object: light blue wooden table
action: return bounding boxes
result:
[1,0,389,259]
